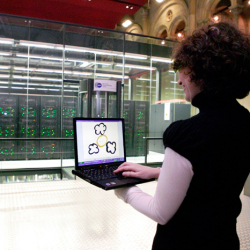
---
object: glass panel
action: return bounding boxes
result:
[64,25,125,82]
[123,79,130,100]
[161,70,185,102]
[145,138,164,166]
[132,73,157,104]
[0,17,65,171]
[0,14,178,180]
[122,33,151,162]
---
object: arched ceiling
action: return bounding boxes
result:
[0,0,148,30]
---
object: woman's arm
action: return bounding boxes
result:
[114,147,194,225]
[114,162,161,179]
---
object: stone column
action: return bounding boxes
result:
[229,4,243,26]
[142,8,149,36]
[189,0,196,35]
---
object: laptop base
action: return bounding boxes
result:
[72,170,155,191]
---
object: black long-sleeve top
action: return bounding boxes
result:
[152,92,250,250]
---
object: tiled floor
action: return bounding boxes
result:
[0,179,250,250]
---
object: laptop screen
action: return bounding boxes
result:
[74,118,126,168]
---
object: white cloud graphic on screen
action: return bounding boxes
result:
[94,123,106,135]
[106,141,116,154]
[88,143,99,155]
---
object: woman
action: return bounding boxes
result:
[114,22,250,249]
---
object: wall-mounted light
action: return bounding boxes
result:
[213,15,219,22]
[248,0,250,5]
[212,13,221,23]
[126,5,133,9]
[122,19,133,28]
[176,31,185,41]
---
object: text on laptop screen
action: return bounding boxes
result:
[75,119,125,167]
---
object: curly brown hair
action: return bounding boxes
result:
[173,22,250,99]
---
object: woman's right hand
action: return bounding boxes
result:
[113,162,160,179]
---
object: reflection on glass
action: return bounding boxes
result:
[0,14,178,175]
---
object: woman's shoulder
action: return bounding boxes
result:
[163,117,198,148]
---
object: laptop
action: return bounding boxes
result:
[72,117,155,190]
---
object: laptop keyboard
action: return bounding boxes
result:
[80,166,122,181]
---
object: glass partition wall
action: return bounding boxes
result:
[0,14,194,183]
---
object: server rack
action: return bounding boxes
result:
[123,100,134,157]
[0,95,18,160]
[133,101,149,156]
[62,97,77,159]
[17,96,40,160]
[123,100,149,157]
[40,96,61,159]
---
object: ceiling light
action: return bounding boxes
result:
[116,63,156,70]
[65,45,119,57]
[0,38,14,45]
[95,73,129,79]
[0,74,10,78]
[0,52,11,56]
[14,66,92,76]
[64,45,88,53]
[16,53,113,66]
[72,72,92,76]
[24,87,36,90]
[12,87,24,89]
[19,40,63,50]
[14,67,35,71]
[79,62,91,67]
[138,78,156,81]
[122,20,132,28]
[12,75,62,82]
[12,82,26,85]
[48,89,60,91]
[16,53,63,61]
[0,66,10,70]
[118,53,147,60]
[151,57,173,63]
[156,0,164,2]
